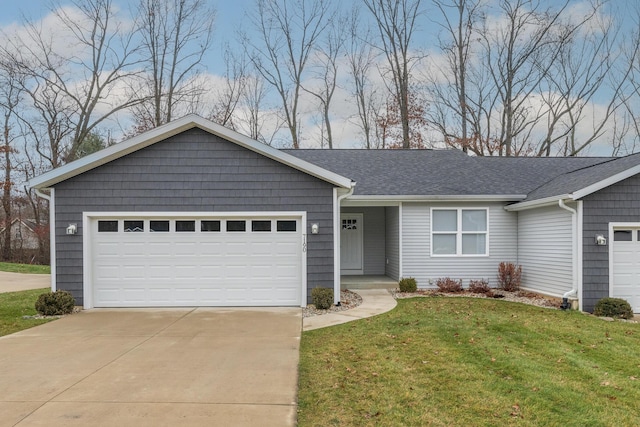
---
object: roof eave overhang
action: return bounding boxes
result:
[342,194,526,206]
[504,194,574,212]
[28,115,353,190]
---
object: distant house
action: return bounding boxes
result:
[28,115,640,313]
[0,218,42,250]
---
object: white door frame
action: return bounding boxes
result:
[82,211,307,309]
[340,212,364,275]
[609,222,640,310]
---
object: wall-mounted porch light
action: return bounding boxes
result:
[595,234,607,246]
[66,224,78,235]
[311,223,319,234]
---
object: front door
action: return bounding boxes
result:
[341,213,363,275]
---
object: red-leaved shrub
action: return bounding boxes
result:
[436,277,463,293]
[498,262,522,292]
[468,279,491,294]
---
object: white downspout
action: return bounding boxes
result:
[334,183,356,304]
[558,199,578,308]
[34,188,55,292]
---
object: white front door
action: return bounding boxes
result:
[341,213,363,275]
[612,228,640,313]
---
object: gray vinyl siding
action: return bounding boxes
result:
[582,173,640,312]
[517,205,573,297]
[401,202,517,288]
[385,206,400,280]
[342,207,386,275]
[54,128,335,305]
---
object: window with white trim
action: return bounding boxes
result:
[431,208,488,256]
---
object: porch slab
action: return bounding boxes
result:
[341,275,398,290]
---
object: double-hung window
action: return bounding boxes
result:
[431,208,488,256]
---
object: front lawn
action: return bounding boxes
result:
[298,297,640,426]
[0,288,55,336]
[0,262,50,274]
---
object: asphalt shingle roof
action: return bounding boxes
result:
[285,149,627,200]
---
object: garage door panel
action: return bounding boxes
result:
[91,216,303,307]
[613,229,640,313]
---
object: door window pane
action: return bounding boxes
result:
[176,220,195,232]
[277,220,297,232]
[201,220,221,232]
[124,220,144,232]
[614,230,632,241]
[252,220,271,232]
[98,220,118,232]
[226,220,246,232]
[150,220,169,232]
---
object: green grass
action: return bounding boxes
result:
[0,288,56,336]
[298,297,640,426]
[0,262,50,274]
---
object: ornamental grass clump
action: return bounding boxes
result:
[35,290,75,316]
[398,277,417,293]
[311,287,334,310]
[593,297,634,320]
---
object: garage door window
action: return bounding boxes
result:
[277,220,297,232]
[124,220,144,232]
[227,220,246,232]
[201,220,221,232]
[176,220,195,232]
[150,220,170,232]
[252,220,271,232]
[614,230,633,241]
[98,220,118,232]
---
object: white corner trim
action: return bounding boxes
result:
[572,163,640,200]
[35,188,56,292]
[577,201,583,311]
[398,203,403,279]
[28,114,353,190]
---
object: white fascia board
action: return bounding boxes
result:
[504,194,572,212]
[28,114,353,190]
[571,164,640,200]
[344,194,526,205]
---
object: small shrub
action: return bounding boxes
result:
[593,297,634,319]
[436,277,463,293]
[468,279,491,294]
[311,287,334,310]
[398,277,417,293]
[498,262,522,292]
[35,290,75,316]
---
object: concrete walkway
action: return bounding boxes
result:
[303,289,397,331]
[0,271,50,293]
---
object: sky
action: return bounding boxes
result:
[0,1,638,155]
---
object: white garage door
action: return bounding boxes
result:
[612,228,640,313]
[90,216,303,307]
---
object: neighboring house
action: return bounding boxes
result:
[28,115,640,313]
[0,218,42,250]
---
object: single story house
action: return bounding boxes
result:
[28,115,640,312]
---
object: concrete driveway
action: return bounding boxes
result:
[0,307,301,426]
[0,271,50,293]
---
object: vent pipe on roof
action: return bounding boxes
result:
[558,199,578,310]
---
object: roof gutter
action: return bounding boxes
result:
[558,199,578,309]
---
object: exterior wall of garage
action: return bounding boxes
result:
[53,128,336,305]
[582,173,640,312]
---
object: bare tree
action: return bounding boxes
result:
[0,61,23,260]
[134,0,216,128]
[538,3,636,156]
[243,0,332,148]
[364,0,423,149]
[345,7,380,149]
[303,18,346,148]
[6,0,145,165]
[427,0,483,153]
[205,45,247,129]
